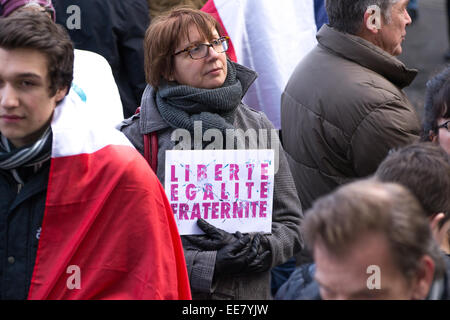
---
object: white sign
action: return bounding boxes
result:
[165,149,274,235]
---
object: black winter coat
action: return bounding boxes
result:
[0,163,49,300]
[54,0,150,118]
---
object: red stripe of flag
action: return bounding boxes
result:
[28,145,191,299]
[202,0,237,62]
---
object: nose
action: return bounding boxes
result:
[205,45,220,60]
[0,84,20,109]
[405,8,412,26]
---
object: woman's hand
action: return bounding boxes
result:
[185,219,272,275]
[215,233,272,275]
[183,218,238,251]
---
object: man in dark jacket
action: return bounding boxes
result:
[53,0,150,118]
[281,0,420,213]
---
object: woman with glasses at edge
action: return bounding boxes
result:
[120,7,303,300]
[422,67,450,155]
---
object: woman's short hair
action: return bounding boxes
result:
[0,10,73,96]
[422,67,450,141]
[143,6,222,87]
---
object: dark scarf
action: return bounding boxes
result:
[0,127,52,185]
[155,60,243,134]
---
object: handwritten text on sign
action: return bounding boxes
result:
[165,150,274,235]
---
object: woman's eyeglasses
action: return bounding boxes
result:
[437,120,450,132]
[174,36,229,60]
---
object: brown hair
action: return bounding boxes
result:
[0,11,73,96]
[303,179,444,279]
[375,142,450,219]
[143,6,222,87]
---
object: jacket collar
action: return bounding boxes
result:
[317,24,417,89]
[139,61,257,134]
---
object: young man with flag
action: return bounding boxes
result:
[0,11,191,300]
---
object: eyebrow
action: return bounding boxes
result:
[347,288,389,300]
[15,73,42,79]
[0,73,43,83]
[315,276,388,298]
[184,33,221,47]
[186,38,217,48]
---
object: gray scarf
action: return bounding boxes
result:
[0,127,52,185]
[155,60,242,134]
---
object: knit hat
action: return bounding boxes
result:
[0,0,55,21]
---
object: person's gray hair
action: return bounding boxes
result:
[325,0,400,35]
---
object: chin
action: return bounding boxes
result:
[204,78,226,89]
[392,47,402,56]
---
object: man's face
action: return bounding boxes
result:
[377,0,411,56]
[0,48,66,148]
[314,231,430,300]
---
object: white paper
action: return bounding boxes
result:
[165,149,274,235]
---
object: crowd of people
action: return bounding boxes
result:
[0,0,449,300]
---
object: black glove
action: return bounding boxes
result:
[215,233,272,275]
[215,232,252,275]
[244,233,272,273]
[183,219,239,251]
[184,219,272,275]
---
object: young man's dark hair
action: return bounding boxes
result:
[375,142,450,254]
[0,10,73,96]
[375,143,450,218]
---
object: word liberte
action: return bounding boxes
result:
[171,121,281,173]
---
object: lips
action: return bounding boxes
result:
[205,67,222,75]
[0,115,24,122]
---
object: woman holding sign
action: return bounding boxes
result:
[120,7,303,300]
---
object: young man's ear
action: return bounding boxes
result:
[55,86,68,105]
[364,5,381,33]
[430,213,447,246]
[411,255,435,300]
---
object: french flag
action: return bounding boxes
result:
[202,0,318,129]
[27,92,191,299]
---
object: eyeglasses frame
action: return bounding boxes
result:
[173,36,230,60]
[437,120,450,132]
